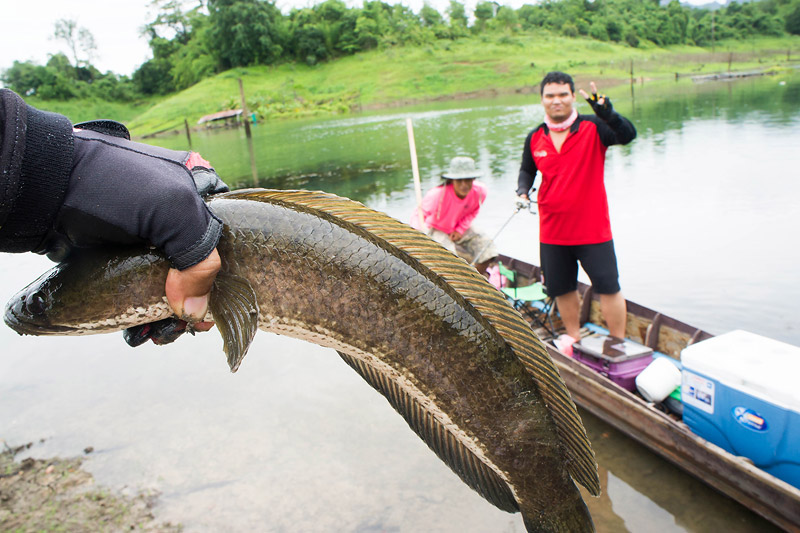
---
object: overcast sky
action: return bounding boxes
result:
[1,0,712,79]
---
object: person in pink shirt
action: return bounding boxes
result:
[411,156,497,275]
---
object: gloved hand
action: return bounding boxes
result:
[123,317,190,347]
[46,121,229,346]
[37,122,228,265]
[584,93,614,121]
[579,82,614,122]
[191,166,230,198]
[0,91,228,347]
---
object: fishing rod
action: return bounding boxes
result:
[470,194,537,266]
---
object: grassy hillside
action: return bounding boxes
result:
[30,32,800,137]
[19,97,159,126]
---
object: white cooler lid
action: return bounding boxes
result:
[681,330,800,412]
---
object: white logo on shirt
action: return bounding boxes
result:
[533,150,548,158]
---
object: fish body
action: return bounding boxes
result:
[5,190,599,532]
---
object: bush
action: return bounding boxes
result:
[1,61,77,100]
[133,58,176,95]
[787,4,800,35]
[606,20,623,42]
[36,74,78,100]
[590,23,609,41]
[562,22,579,38]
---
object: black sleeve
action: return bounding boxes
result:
[0,89,74,253]
[589,112,637,147]
[516,129,538,197]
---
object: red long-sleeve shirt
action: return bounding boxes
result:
[517,112,636,245]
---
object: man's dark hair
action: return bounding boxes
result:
[540,71,574,95]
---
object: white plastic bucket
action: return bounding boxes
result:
[636,357,682,403]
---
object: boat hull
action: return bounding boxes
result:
[497,254,800,532]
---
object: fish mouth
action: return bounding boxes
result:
[3,297,75,336]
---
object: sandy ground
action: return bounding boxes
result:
[1,440,181,532]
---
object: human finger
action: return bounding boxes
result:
[165,248,222,322]
[590,81,598,95]
[578,88,590,100]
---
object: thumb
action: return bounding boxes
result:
[165,248,221,322]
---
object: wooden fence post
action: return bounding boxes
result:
[184,118,192,149]
[239,78,258,185]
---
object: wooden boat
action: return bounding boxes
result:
[496,254,800,533]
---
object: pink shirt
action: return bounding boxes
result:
[411,181,487,234]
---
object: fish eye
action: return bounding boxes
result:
[24,292,47,316]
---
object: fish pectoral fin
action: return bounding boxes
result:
[208,271,259,373]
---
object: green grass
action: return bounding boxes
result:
[29,32,800,137]
[21,96,159,125]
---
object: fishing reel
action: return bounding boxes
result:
[515,191,538,215]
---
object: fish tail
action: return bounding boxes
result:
[521,494,594,533]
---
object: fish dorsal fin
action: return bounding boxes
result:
[336,350,520,512]
[220,189,600,496]
[209,271,259,372]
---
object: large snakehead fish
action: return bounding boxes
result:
[5,189,599,532]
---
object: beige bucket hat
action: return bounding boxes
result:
[441,156,480,180]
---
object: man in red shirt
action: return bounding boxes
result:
[516,71,636,348]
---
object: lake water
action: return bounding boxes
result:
[1,73,798,532]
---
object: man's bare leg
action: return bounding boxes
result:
[555,290,582,341]
[600,291,627,338]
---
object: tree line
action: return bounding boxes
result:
[3,0,800,101]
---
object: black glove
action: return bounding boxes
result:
[191,166,230,198]
[119,156,231,346]
[61,121,230,348]
[0,91,228,347]
[584,92,614,122]
[123,317,191,347]
[37,122,228,265]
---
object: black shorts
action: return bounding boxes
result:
[540,240,621,297]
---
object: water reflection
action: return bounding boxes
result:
[580,410,781,533]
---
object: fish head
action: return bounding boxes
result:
[4,246,171,336]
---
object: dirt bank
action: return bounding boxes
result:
[1,440,181,532]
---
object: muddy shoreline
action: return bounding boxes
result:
[1,440,180,532]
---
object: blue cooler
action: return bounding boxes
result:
[681,330,800,489]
